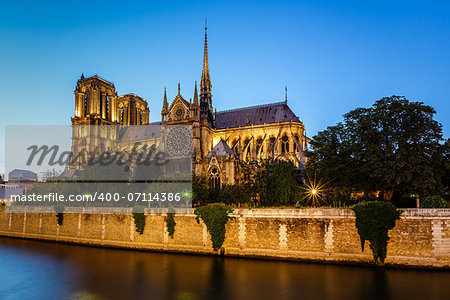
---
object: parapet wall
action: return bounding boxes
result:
[0,208,449,269]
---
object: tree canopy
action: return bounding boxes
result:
[193,159,302,207]
[253,159,302,206]
[442,139,450,201]
[306,96,445,202]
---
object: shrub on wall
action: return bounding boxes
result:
[54,204,65,226]
[132,206,146,234]
[194,204,234,251]
[352,201,402,264]
[421,196,447,208]
[56,213,64,226]
[165,207,176,239]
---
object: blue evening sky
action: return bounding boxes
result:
[1,0,449,175]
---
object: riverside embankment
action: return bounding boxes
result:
[0,207,449,269]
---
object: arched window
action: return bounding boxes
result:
[120,108,124,124]
[256,137,263,155]
[232,139,240,156]
[84,93,88,116]
[281,135,289,154]
[243,138,251,161]
[106,95,110,119]
[99,93,103,117]
[293,135,299,152]
[209,167,221,189]
[269,137,276,158]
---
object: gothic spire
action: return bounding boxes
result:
[178,83,181,95]
[201,25,211,92]
[193,81,199,106]
[200,24,214,127]
[163,87,168,111]
[285,86,288,104]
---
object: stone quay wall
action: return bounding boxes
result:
[0,208,449,269]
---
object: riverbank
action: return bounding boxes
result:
[0,208,449,269]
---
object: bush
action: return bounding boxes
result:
[132,206,146,234]
[192,175,210,206]
[421,195,447,208]
[56,213,64,226]
[352,201,402,264]
[165,207,176,239]
[54,204,65,226]
[194,204,234,251]
[215,183,253,206]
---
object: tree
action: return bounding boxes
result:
[192,175,210,206]
[306,96,444,201]
[442,139,450,202]
[253,159,302,206]
[304,123,365,201]
[193,175,253,206]
[213,182,253,207]
[421,195,447,208]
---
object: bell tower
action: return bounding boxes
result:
[70,74,120,172]
[72,74,119,125]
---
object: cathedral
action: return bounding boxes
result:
[70,27,308,187]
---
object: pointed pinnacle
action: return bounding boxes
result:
[201,26,211,90]
[193,81,199,105]
[163,87,168,111]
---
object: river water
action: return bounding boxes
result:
[0,237,449,300]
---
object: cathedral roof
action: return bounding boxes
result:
[119,125,161,142]
[206,140,235,158]
[118,93,147,102]
[78,75,115,87]
[214,102,301,129]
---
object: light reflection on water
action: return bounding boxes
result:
[0,237,449,300]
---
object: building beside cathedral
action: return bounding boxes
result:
[70,27,308,187]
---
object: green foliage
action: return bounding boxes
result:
[194,204,234,251]
[194,160,302,207]
[307,96,444,202]
[421,195,447,208]
[253,159,302,206]
[192,175,210,205]
[193,175,253,206]
[352,201,402,264]
[54,203,65,226]
[213,182,253,206]
[443,139,450,201]
[165,207,176,239]
[132,206,146,234]
[56,213,64,226]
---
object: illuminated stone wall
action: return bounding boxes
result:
[0,208,448,268]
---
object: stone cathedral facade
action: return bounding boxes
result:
[71,28,308,187]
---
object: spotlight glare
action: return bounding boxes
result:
[301,174,327,206]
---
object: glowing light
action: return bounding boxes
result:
[302,174,327,206]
